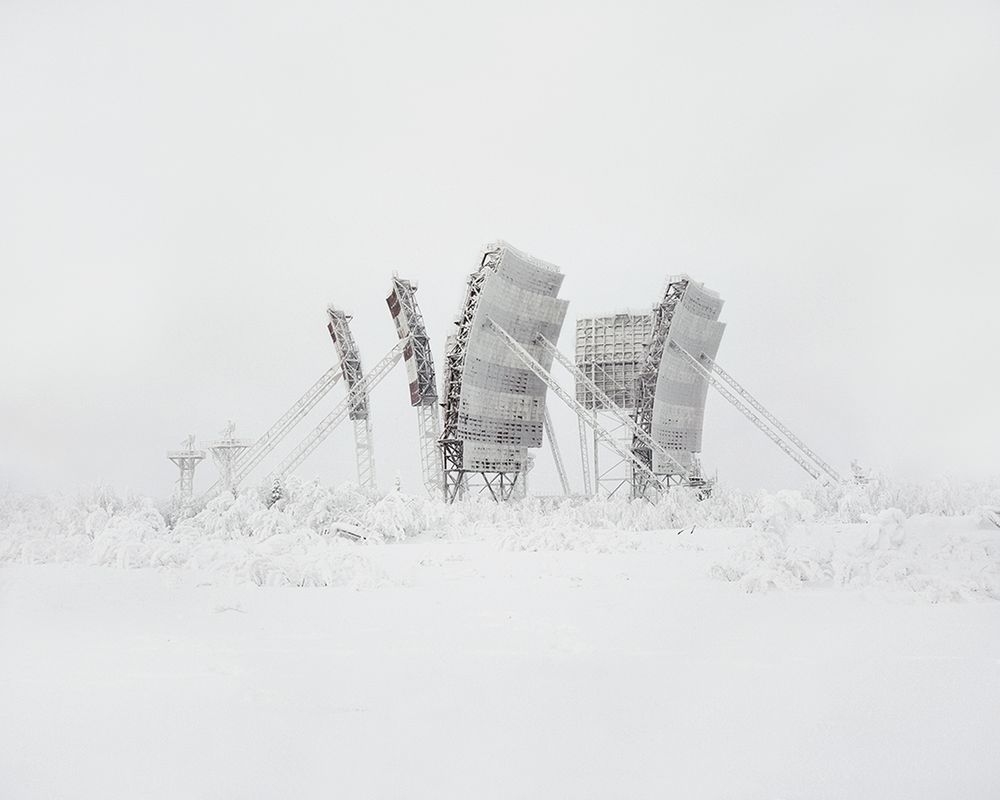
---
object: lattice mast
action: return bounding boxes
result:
[327,307,377,492]
[631,278,689,498]
[386,276,443,498]
[208,421,252,496]
[167,435,205,500]
[439,247,496,502]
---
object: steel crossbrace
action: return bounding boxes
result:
[537,335,690,478]
[266,338,408,484]
[543,407,572,495]
[670,342,824,482]
[485,318,664,496]
[198,368,344,501]
[697,353,841,483]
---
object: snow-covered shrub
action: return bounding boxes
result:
[710,510,1000,602]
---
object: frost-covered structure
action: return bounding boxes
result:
[649,279,725,475]
[578,277,725,496]
[440,242,569,502]
[326,307,377,491]
[386,277,443,498]
[574,313,655,410]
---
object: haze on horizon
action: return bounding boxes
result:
[1,0,998,499]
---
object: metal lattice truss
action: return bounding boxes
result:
[327,307,376,491]
[697,352,842,483]
[167,437,206,500]
[198,368,345,501]
[630,278,689,496]
[670,342,840,484]
[543,407,571,496]
[540,335,690,479]
[416,404,443,498]
[207,422,252,496]
[387,277,443,498]
[485,317,665,497]
[439,253,491,502]
[578,416,593,496]
[266,338,408,486]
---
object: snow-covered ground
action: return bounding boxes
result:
[2,482,999,798]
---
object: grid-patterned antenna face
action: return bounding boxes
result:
[386,278,438,407]
[574,313,655,410]
[651,282,726,473]
[453,244,570,473]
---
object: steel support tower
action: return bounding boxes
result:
[167,435,205,500]
[574,312,654,497]
[439,252,492,502]
[630,278,689,498]
[208,421,252,496]
[387,276,444,498]
[327,307,378,492]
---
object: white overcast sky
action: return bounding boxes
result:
[1,0,998,498]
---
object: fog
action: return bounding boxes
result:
[2,0,998,498]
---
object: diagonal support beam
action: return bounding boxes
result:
[537,334,690,479]
[484,317,664,499]
[266,338,408,485]
[543,407,572,496]
[198,368,344,502]
[670,341,827,482]
[697,352,841,483]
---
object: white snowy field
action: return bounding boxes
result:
[2,483,999,799]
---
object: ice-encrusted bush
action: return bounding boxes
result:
[0,484,385,587]
[3,476,999,593]
[710,508,1000,601]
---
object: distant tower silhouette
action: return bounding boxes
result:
[167,434,206,500]
[208,421,252,495]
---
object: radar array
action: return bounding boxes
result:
[169,241,842,504]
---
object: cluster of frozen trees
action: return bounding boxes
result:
[1,475,997,594]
